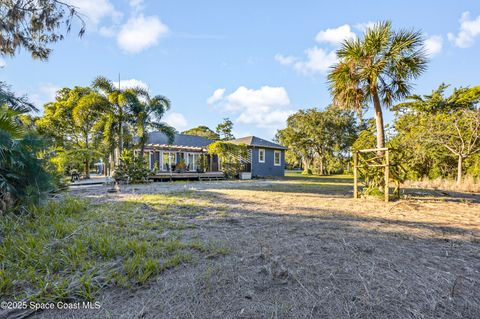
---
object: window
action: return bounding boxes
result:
[258,149,265,163]
[187,153,201,171]
[161,151,176,171]
[148,151,153,170]
[274,150,281,166]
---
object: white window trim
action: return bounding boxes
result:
[274,150,281,166]
[148,151,153,170]
[258,148,265,163]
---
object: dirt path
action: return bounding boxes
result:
[37,180,480,318]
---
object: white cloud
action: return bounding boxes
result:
[0,58,6,68]
[354,21,376,33]
[67,0,169,54]
[164,112,188,131]
[207,88,225,104]
[274,54,298,65]
[275,23,363,75]
[424,35,443,56]
[315,24,356,45]
[448,12,480,48]
[117,14,169,53]
[276,47,337,75]
[129,0,144,10]
[98,26,116,37]
[30,84,60,111]
[210,86,294,128]
[113,78,149,91]
[65,0,121,29]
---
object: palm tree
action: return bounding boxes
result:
[130,89,175,158]
[328,21,428,149]
[0,83,53,210]
[91,76,130,165]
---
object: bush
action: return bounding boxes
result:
[208,141,248,178]
[0,132,56,213]
[113,150,150,183]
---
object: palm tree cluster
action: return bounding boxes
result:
[37,76,175,178]
[0,82,55,211]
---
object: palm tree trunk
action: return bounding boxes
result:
[139,134,147,159]
[457,155,463,185]
[85,135,90,179]
[118,105,124,163]
[372,89,385,149]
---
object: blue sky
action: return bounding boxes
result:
[1,0,480,140]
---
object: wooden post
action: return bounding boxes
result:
[384,149,389,203]
[353,151,358,199]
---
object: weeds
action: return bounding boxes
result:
[404,176,480,193]
[0,193,226,303]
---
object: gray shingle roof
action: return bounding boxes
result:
[230,136,287,150]
[145,133,286,150]
[146,132,213,148]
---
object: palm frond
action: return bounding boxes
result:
[91,76,115,94]
[149,122,175,144]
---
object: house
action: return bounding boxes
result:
[142,132,219,173]
[230,136,287,178]
[142,132,286,178]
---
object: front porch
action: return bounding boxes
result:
[144,143,221,176]
[148,171,225,182]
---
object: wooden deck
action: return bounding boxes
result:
[148,171,225,182]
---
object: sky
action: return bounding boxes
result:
[1,0,480,140]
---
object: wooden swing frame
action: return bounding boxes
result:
[353,147,400,203]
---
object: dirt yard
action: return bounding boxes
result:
[35,174,480,318]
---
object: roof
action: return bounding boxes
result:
[146,132,212,149]
[230,136,287,150]
[144,132,286,151]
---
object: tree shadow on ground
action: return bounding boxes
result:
[67,189,480,319]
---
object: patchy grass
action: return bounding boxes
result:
[0,193,226,303]
[18,175,480,318]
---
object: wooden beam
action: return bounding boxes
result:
[356,164,387,168]
[384,149,389,203]
[358,147,389,153]
[353,151,358,199]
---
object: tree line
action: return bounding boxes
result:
[35,77,175,178]
[1,1,479,213]
[277,22,480,185]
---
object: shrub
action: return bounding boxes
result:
[208,141,248,178]
[113,150,150,183]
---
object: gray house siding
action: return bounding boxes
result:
[250,147,285,177]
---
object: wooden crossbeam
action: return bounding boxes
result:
[353,148,396,203]
[357,147,389,153]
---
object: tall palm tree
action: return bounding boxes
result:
[130,89,175,158]
[328,21,428,149]
[91,76,130,165]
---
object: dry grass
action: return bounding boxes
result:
[404,175,480,193]
[32,175,480,319]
